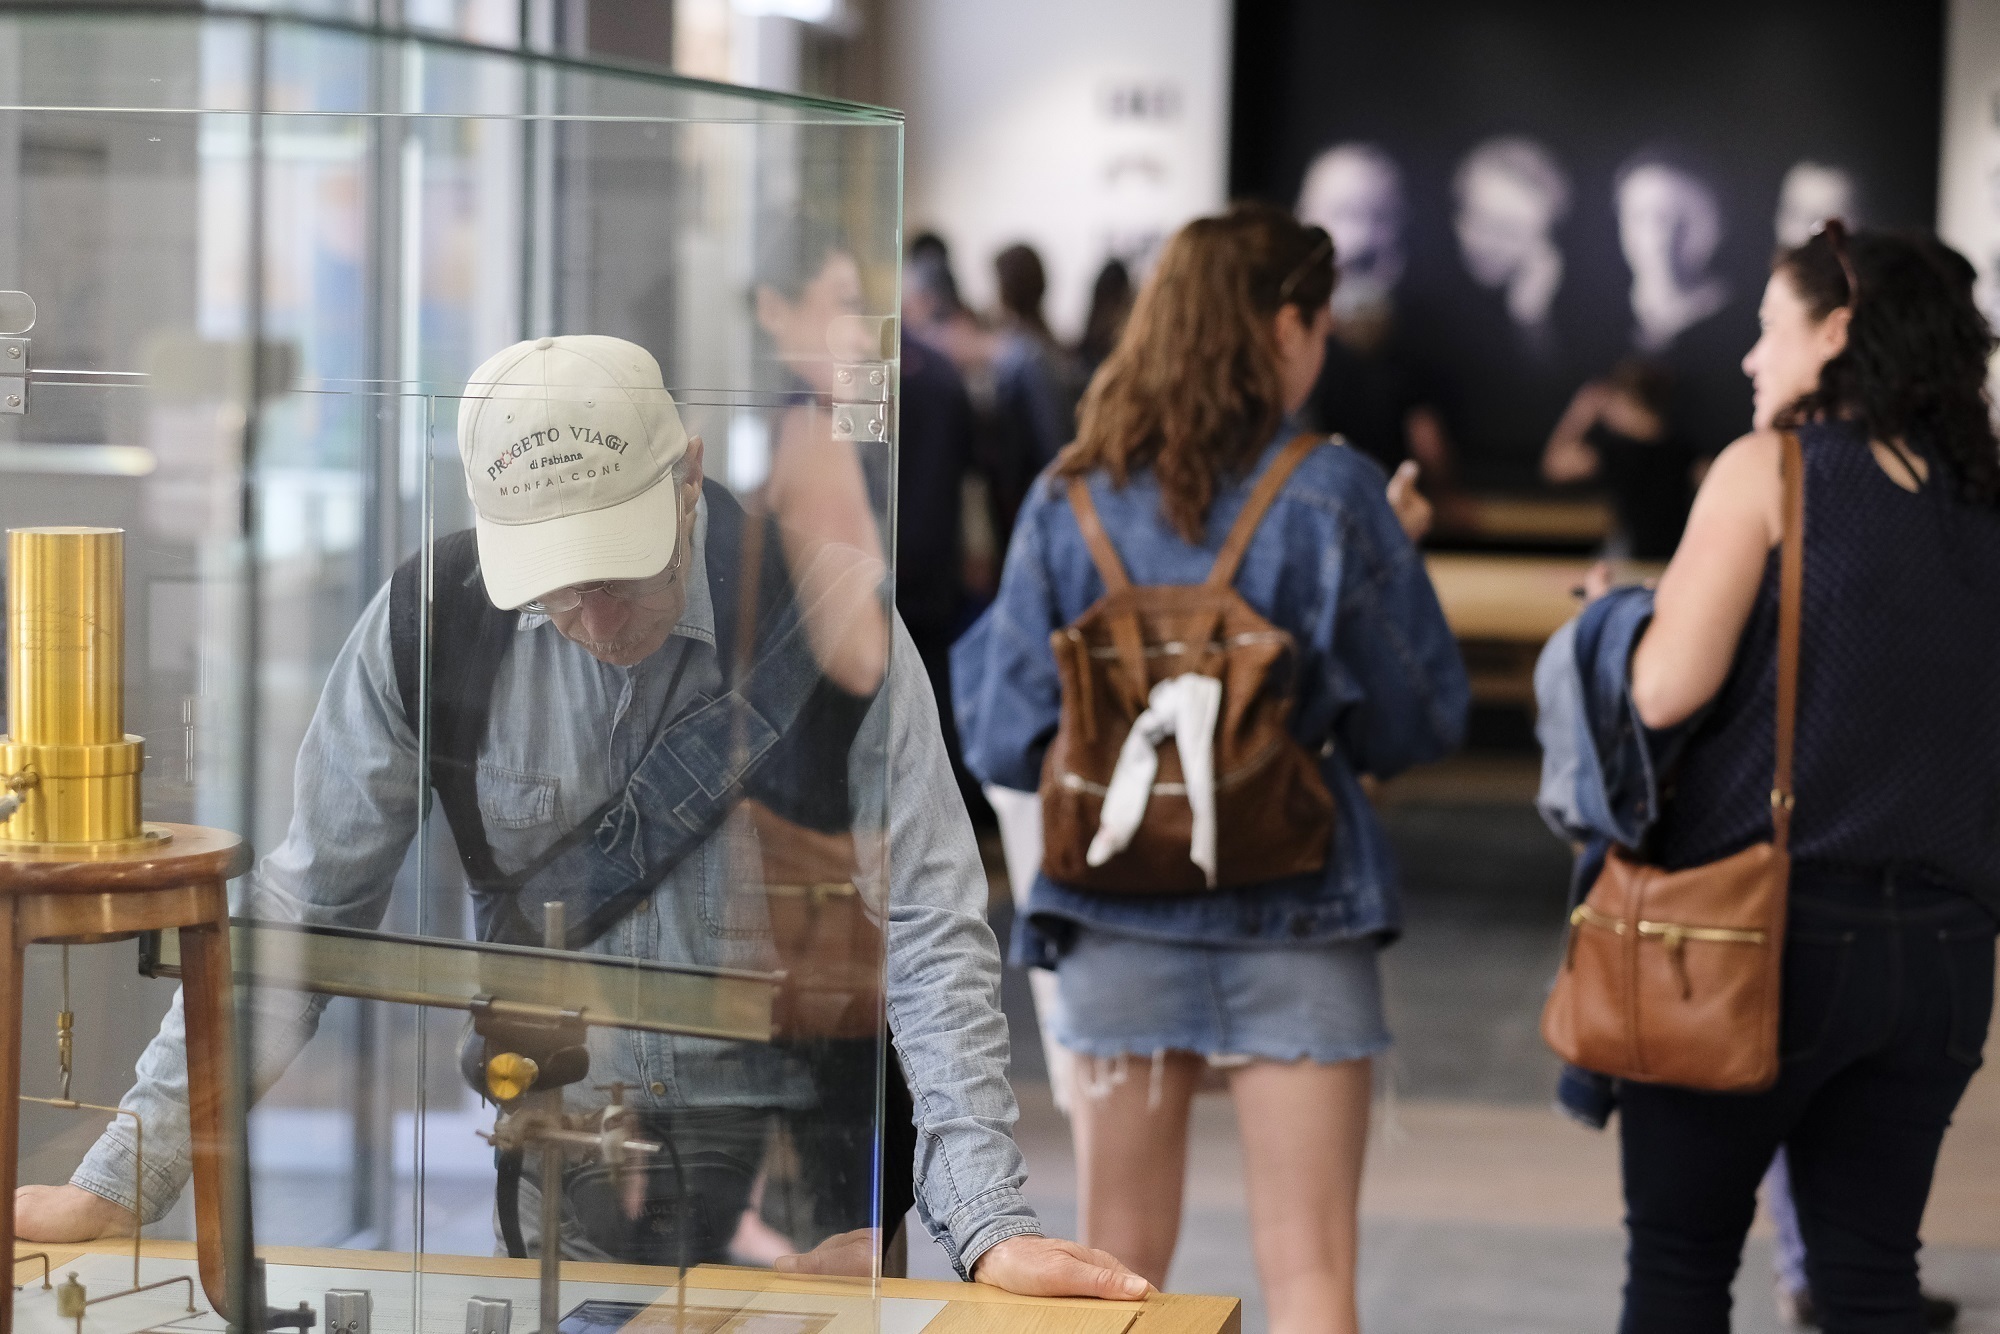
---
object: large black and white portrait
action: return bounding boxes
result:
[1454,136,1569,341]
[1232,0,1943,486]
[1774,160,1861,247]
[1614,152,1730,354]
[1297,142,1408,321]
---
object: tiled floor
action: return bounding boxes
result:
[907,798,2000,1332]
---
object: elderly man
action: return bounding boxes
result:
[13,335,1144,1301]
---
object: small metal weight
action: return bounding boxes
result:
[325,1290,372,1334]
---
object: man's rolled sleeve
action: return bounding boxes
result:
[870,620,1044,1277]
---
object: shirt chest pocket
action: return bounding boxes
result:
[476,763,565,830]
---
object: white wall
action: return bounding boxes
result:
[886,0,1231,337]
[1940,0,2000,323]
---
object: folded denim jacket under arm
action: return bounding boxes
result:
[72,500,1038,1277]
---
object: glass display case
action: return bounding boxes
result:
[1,7,907,1332]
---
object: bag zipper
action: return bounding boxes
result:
[1568,904,1767,998]
[1084,630,1291,660]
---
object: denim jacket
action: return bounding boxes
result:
[1533,586,1664,851]
[72,497,1039,1277]
[953,432,1468,960]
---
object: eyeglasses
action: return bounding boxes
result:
[1277,227,1335,307]
[1812,216,1860,312]
[522,540,685,615]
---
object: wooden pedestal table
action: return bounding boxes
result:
[0,824,250,1334]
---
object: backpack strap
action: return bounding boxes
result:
[1066,478,1133,593]
[1206,433,1322,590]
[389,528,514,888]
[387,482,873,947]
[1065,477,1149,709]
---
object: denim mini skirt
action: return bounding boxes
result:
[1050,927,1392,1065]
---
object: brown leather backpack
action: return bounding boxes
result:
[1540,431,1805,1093]
[1039,433,1336,895]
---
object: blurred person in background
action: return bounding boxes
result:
[1075,258,1135,380]
[897,295,983,816]
[906,230,991,378]
[982,242,1082,560]
[1553,223,2000,1332]
[953,201,1465,1334]
[1541,358,1698,561]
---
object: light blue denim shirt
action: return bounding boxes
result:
[73,498,1040,1276]
[953,432,1468,960]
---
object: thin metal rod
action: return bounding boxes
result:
[57,944,72,1101]
[80,1274,197,1314]
[12,1252,50,1290]
[22,1097,144,1288]
[537,902,564,1334]
[538,1141,563,1334]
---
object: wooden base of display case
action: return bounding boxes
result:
[12,1242,1239,1334]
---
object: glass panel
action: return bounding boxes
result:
[3,9,903,1333]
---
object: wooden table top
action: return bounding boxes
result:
[1446,493,1613,545]
[1425,553,1664,646]
[14,1240,1241,1334]
[0,824,248,893]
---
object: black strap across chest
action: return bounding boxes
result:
[387,481,873,946]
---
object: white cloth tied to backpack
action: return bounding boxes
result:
[1086,672,1224,885]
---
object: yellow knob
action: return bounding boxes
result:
[485,1052,539,1102]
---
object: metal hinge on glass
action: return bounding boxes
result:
[828,314,895,445]
[0,291,36,415]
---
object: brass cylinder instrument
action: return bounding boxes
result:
[1,526,157,846]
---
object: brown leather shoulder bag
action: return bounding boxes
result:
[1541,431,1804,1093]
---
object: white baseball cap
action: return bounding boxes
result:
[457,335,690,610]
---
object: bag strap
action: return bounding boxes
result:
[1772,431,1805,850]
[1207,433,1321,589]
[1066,477,1132,593]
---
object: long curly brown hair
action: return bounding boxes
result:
[1774,225,2000,506]
[1054,201,1335,541]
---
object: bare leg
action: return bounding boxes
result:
[1068,1050,1203,1287]
[1229,1057,1372,1334]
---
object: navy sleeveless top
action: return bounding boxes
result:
[1651,419,2000,909]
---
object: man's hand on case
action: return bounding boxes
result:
[13,1183,135,1242]
[972,1235,1152,1301]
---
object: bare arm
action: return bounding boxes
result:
[1542,382,1608,484]
[1628,430,1785,729]
[764,404,891,696]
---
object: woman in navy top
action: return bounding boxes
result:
[1611,225,2000,1332]
[954,202,1466,1333]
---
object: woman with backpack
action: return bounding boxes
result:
[952,201,1468,1334]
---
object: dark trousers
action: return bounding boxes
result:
[1618,865,1996,1334]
